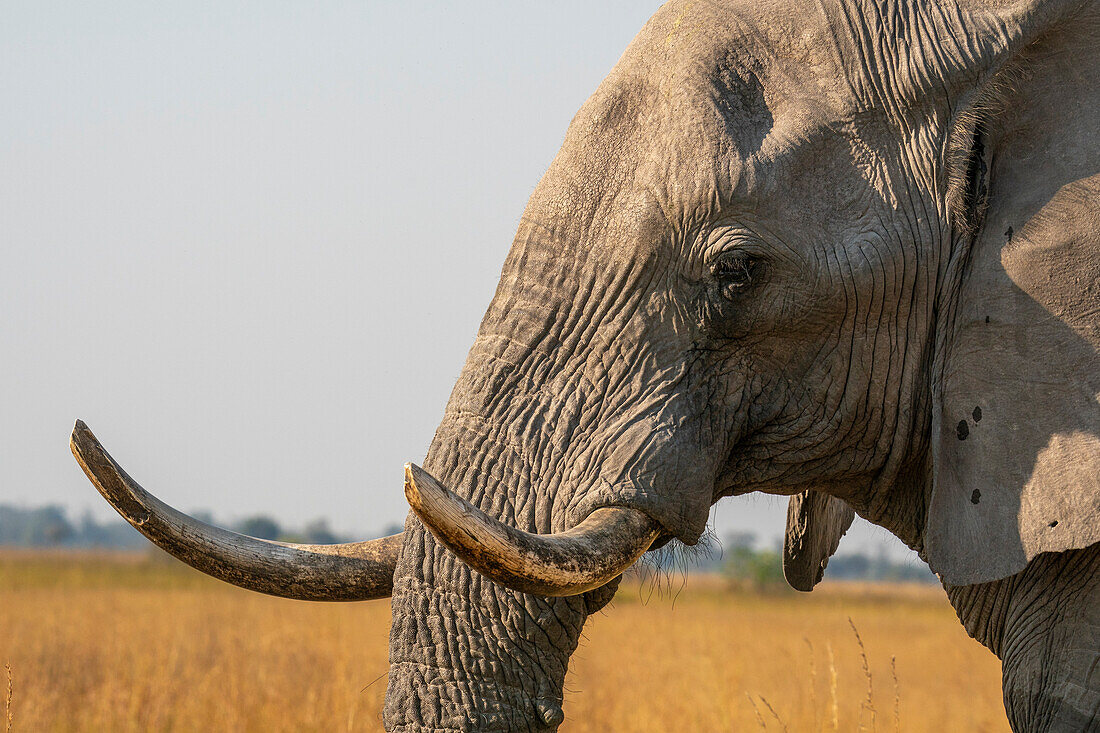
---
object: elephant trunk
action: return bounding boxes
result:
[384,422,607,731]
[383,289,645,729]
[383,218,717,730]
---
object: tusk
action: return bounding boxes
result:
[70,420,402,601]
[403,463,661,597]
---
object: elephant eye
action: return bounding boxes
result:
[710,251,758,298]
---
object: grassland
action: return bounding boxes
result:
[0,551,1007,732]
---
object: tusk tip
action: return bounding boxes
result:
[70,420,100,461]
[69,420,148,521]
[70,421,106,467]
[403,463,422,508]
[403,463,454,518]
[71,418,92,445]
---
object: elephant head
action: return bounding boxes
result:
[73,0,1099,729]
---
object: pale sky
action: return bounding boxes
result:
[2,1,914,561]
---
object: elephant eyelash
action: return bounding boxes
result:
[945,109,993,239]
[944,60,1022,238]
[960,120,992,231]
[709,251,760,296]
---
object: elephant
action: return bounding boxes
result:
[69,0,1099,730]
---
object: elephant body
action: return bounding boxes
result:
[73,0,1100,730]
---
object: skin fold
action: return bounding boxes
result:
[72,0,1099,730]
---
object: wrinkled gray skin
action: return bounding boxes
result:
[384,0,1100,730]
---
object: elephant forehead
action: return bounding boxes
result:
[619,0,845,115]
[551,3,873,214]
[575,15,796,147]
[606,0,997,143]
[522,0,919,271]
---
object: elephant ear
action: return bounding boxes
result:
[925,8,1100,584]
[783,491,854,591]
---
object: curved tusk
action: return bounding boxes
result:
[70,420,402,601]
[403,463,661,597]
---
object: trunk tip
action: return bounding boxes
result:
[537,699,565,726]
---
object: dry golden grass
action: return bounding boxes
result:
[0,551,1007,732]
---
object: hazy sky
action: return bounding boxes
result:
[3,1,913,561]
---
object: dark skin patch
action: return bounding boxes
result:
[712,59,772,156]
[957,420,970,440]
[973,406,982,422]
[971,489,982,505]
[1049,520,1059,528]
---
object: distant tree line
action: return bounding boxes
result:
[662,531,937,587]
[0,504,399,549]
[0,505,146,549]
